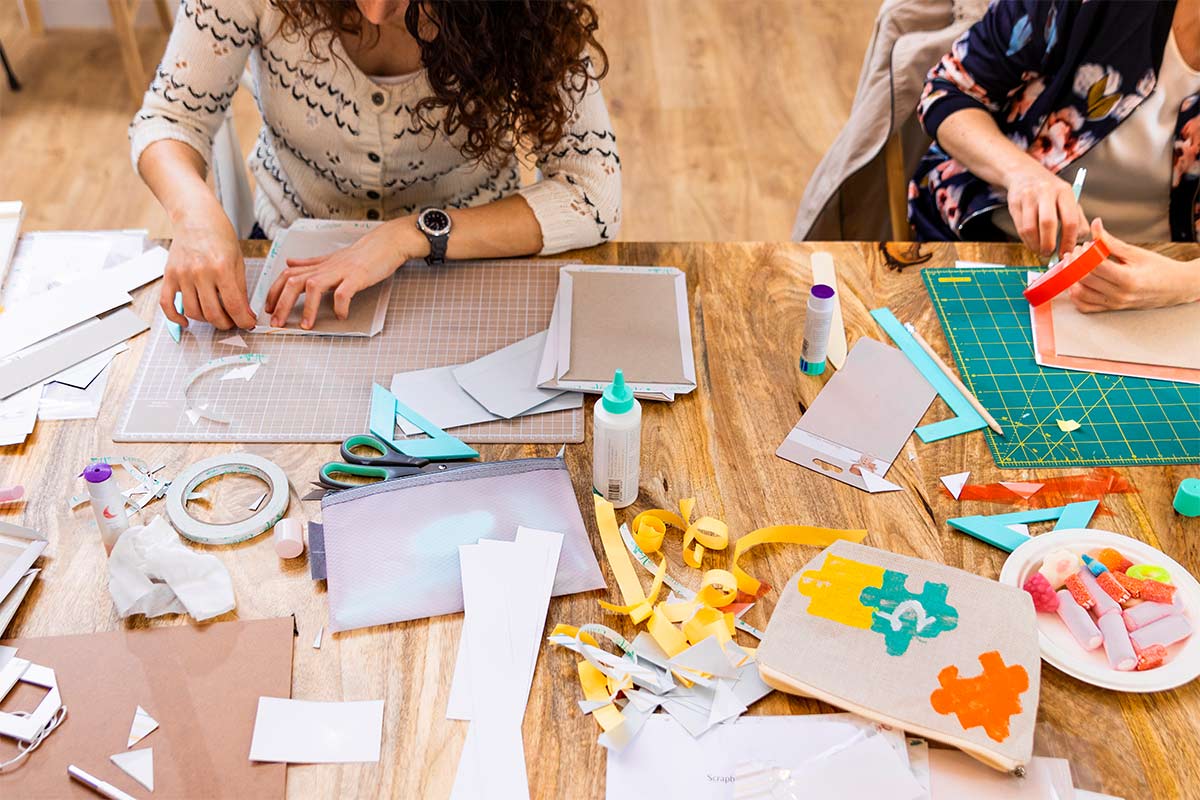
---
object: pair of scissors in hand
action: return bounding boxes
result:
[315,434,472,492]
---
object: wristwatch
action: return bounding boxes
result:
[416,207,452,265]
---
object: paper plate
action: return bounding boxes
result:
[999,529,1200,693]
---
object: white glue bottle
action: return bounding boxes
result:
[593,368,641,508]
[799,283,836,376]
[82,462,129,554]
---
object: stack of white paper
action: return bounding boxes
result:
[449,528,564,800]
[391,331,582,435]
[0,231,161,443]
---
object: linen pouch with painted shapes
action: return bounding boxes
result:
[756,540,1039,774]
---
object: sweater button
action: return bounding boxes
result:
[371,91,385,107]
[366,209,380,220]
[368,152,381,163]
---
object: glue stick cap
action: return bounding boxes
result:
[602,369,635,414]
[1174,478,1200,517]
[810,283,835,308]
[82,462,113,483]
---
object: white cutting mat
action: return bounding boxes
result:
[115,259,583,443]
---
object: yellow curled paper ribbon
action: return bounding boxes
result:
[631,498,730,568]
[732,524,868,596]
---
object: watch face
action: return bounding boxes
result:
[420,209,450,235]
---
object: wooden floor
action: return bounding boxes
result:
[0,0,878,241]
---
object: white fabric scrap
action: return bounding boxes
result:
[107,516,235,621]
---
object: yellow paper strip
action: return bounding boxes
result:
[647,607,690,657]
[551,623,599,648]
[594,494,649,613]
[578,661,624,732]
[598,556,667,624]
[732,524,868,595]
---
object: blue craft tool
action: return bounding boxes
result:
[869,307,987,442]
[1047,167,1087,267]
[947,500,1099,553]
[166,291,183,343]
[368,383,479,461]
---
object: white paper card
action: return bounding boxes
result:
[249,697,384,764]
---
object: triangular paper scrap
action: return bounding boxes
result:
[1006,524,1030,537]
[947,500,1099,553]
[862,470,903,494]
[706,680,748,728]
[219,363,261,382]
[999,481,1043,499]
[111,748,154,791]
[940,471,970,500]
[1056,419,1082,433]
[127,705,159,748]
[218,334,247,348]
[668,636,738,679]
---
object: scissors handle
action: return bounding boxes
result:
[340,434,428,468]
[318,461,421,490]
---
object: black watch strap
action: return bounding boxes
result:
[426,232,448,266]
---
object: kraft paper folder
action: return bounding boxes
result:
[536,265,697,401]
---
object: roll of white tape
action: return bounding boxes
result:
[166,453,289,545]
[273,518,305,559]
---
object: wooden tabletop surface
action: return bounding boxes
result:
[2,240,1198,799]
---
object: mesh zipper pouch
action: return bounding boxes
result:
[321,457,604,632]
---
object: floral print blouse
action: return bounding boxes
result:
[907,0,1200,242]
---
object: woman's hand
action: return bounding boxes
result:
[1005,164,1088,258]
[1068,218,1200,312]
[264,220,418,330]
[160,206,256,331]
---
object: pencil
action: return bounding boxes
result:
[904,323,1005,437]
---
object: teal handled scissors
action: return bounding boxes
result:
[313,433,473,493]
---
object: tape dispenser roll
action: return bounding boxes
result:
[166,453,290,545]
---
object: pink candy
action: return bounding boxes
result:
[1129,614,1193,652]
[1077,567,1121,617]
[1098,612,1137,671]
[1055,589,1102,650]
[1123,600,1178,632]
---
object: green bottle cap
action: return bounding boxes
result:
[602,369,634,414]
[1173,478,1200,517]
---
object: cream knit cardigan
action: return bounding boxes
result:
[129,0,622,251]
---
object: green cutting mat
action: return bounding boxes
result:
[923,267,1200,468]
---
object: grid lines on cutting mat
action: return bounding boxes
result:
[922,268,1199,468]
[115,259,582,443]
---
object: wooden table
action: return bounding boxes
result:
[2,240,1198,799]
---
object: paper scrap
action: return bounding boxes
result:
[127,705,159,747]
[449,529,563,800]
[218,334,247,348]
[312,626,323,650]
[940,471,970,500]
[999,481,1044,499]
[862,470,904,493]
[249,697,384,764]
[928,748,1075,800]
[110,748,154,791]
[607,714,912,800]
[452,330,569,419]
[249,490,268,512]
[219,362,261,382]
[0,485,23,504]
[1057,418,1082,433]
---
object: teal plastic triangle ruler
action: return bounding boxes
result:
[870,307,987,442]
[947,500,1099,553]
[368,383,479,461]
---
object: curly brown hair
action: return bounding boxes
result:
[270,1,608,166]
